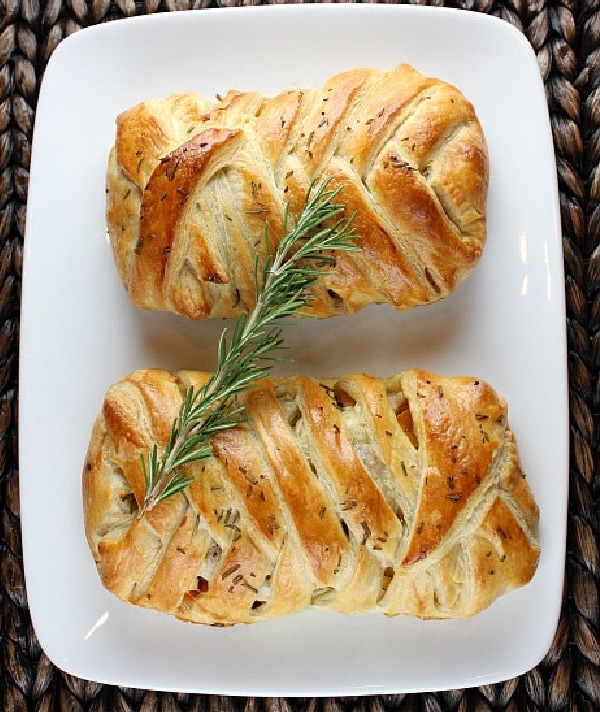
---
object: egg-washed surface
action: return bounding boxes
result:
[83,368,539,625]
[106,63,489,320]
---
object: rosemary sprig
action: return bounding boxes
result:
[139,179,360,514]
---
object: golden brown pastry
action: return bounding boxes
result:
[106,64,488,319]
[83,368,539,625]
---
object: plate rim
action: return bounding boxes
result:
[20,3,567,696]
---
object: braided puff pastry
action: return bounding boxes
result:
[83,368,539,625]
[106,64,488,320]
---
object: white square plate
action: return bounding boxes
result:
[20,5,567,696]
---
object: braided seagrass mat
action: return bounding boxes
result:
[1,0,597,709]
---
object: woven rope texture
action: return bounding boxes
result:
[1,0,598,710]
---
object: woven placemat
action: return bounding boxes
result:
[2,0,597,709]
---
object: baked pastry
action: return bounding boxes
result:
[106,63,489,319]
[83,368,539,625]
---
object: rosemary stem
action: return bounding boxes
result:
[138,178,359,514]
[143,425,193,512]
[141,270,283,514]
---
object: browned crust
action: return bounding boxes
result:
[106,63,489,319]
[83,368,539,625]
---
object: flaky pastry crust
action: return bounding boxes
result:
[106,64,488,319]
[83,368,539,625]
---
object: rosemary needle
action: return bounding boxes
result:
[139,179,360,514]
